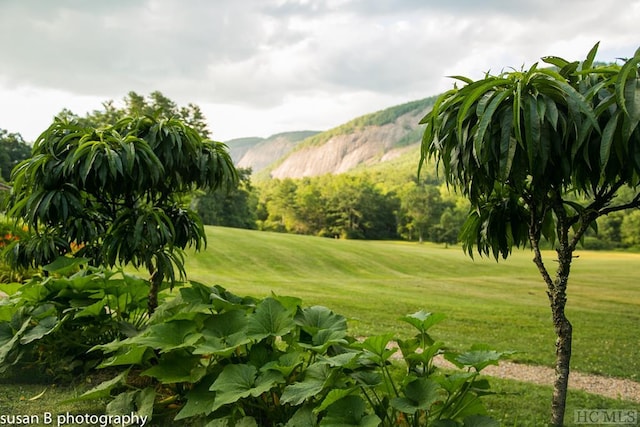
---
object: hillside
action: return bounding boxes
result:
[225,97,437,179]
[226,131,319,173]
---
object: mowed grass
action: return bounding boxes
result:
[186,226,640,381]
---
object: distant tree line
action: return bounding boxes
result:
[197,166,640,250]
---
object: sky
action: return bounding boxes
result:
[0,0,638,143]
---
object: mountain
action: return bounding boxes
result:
[224,96,437,179]
[226,131,320,173]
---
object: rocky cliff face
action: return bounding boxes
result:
[269,106,428,179]
[226,132,318,173]
[225,97,434,179]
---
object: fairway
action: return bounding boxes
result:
[185,226,640,381]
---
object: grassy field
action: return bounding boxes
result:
[186,226,640,381]
[1,225,638,424]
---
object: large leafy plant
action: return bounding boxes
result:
[0,258,150,379]
[75,282,507,426]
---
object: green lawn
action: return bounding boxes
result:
[186,226,640,380]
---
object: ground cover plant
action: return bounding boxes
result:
[0,259,507,426]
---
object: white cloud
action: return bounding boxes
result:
[0,0,638,142]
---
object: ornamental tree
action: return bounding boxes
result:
[5,115,237,314]
[420,43,640,426]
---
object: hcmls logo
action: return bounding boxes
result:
[574,409,638,425]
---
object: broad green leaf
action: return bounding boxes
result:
[98,345,150,368]
[285,405,317,427]
[295,305,347,335]
[66,369,129,402]
[0,318,30,368]
[399,310,445,333]
[19,316,59,344]
[316,388,359,413]
[448,345,507,371]
[261,351,304,377]
[142,351,206,383]
[463,415,500,427]
[390,377,440,413]
[319,395,381,427]
[352,333,396,364]
[106,387,155,419]
[247,297,296,340]
[175,375,218,420]
[299,328,349,353]
[194,310,250,356]
[281,363,332,406]
[209,364,283,412]
[41,256,90,275]
[434,371,477,396]
[132,319,201,352]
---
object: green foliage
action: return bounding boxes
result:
[0,129,32,182]
[61,281,507,426]
[0,220,37,283]
[0,259,150,380]
[58,90,212,138]
[421,43,640,259]
[5,115,237,312]
[195,167,258,229]
[258,174,400,239]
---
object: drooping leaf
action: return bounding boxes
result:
[319,395,381,427]
[141,350,206,383]
[131,319,201,353]
[281,363,332,406]
[98,345,151,368]
[174,375,218,420]
[66,369,129,402]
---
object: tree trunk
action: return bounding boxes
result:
[529,211,573,427]
[148,266,163,315]
[548,244,573,426]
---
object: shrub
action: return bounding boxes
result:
[83,283,506,426]
[0,258,150,380]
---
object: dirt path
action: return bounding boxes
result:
[431,356,640,403]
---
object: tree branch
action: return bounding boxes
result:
[599,192,640,216]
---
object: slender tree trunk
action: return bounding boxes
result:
[549,243,573,426]
[148,265,162,315]
[529,207,573,427]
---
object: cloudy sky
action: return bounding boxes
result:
[0,0,638,142]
